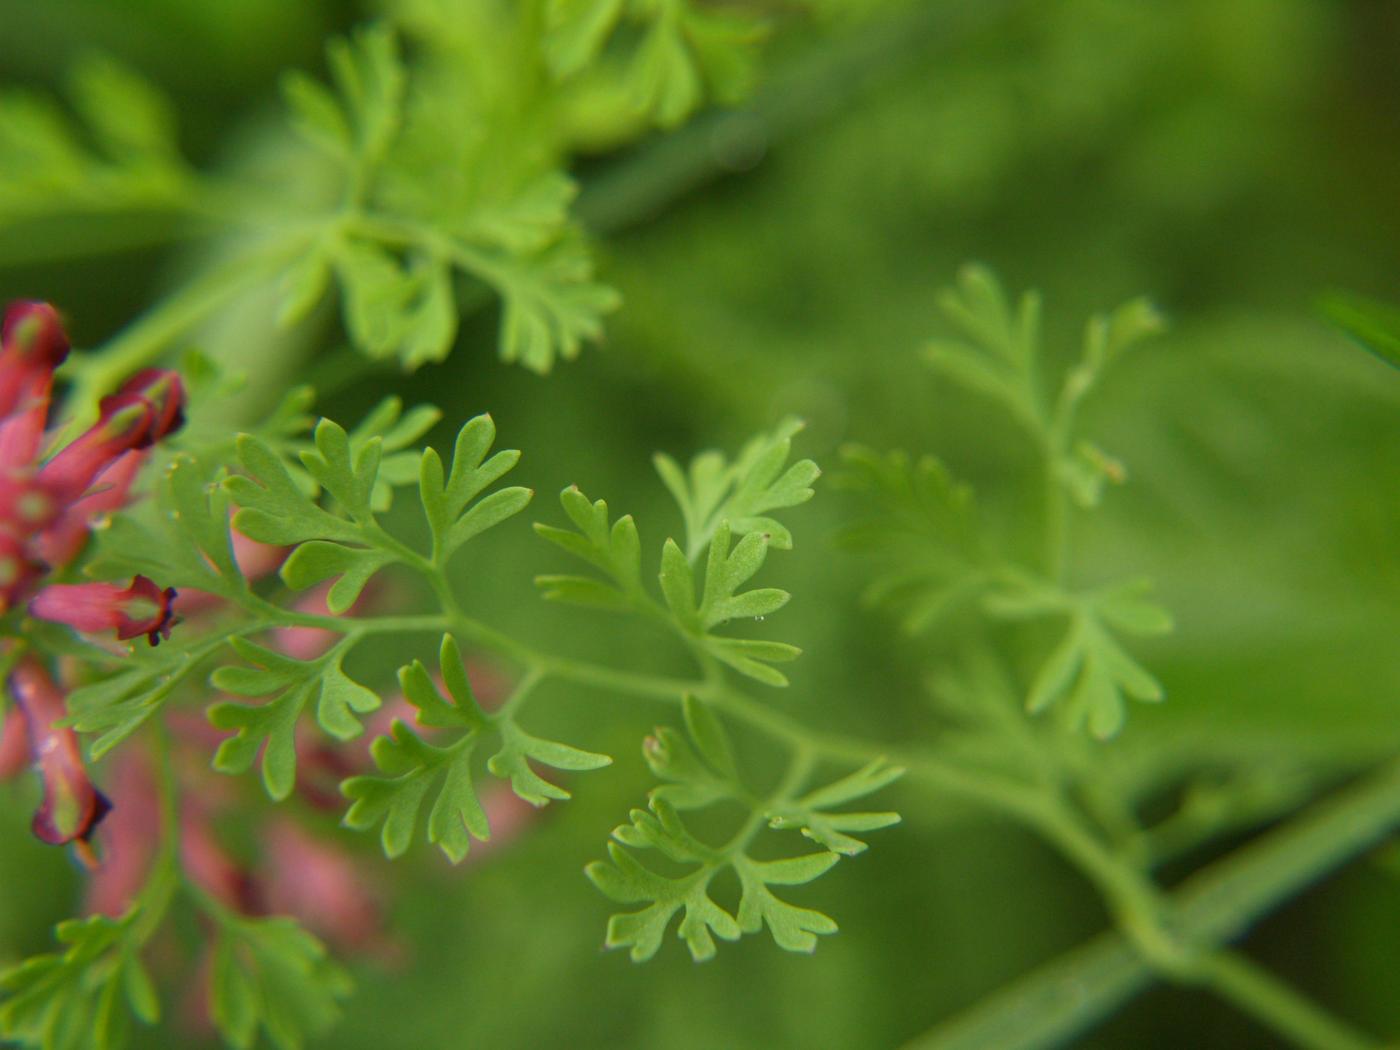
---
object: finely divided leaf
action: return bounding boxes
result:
[342,722,484,861]
[209,638,379,799]
[655,417,820,558]
[0,913,157,1050]
[837,446,986,634]
[210,916,351,1050]
[544,0,768,128]
[585,843,740,962]
[419,413,531,563]
[534,485,646,611]
[1017,582,1173,740]
[768,759,904,856]
[488,721,612,807]
[733,854,840,954]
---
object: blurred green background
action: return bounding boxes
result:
[2,1,1399,1046]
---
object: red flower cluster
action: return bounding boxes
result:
[0,300,186,861]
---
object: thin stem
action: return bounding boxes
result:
[1192,951,1376,1050]
[905,766,1400,1050]
[719,744,815,857]
[129,719,181,944]
[61,238,303,420]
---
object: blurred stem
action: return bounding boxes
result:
[314,599,1389,1050]
[61,238,302,423]
[1192,951,1375,1050]
[906,763,1400,1050]
[129,718,181,945]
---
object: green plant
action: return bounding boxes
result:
[2,4,1398,1049]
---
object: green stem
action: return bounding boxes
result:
[907,761,1400,1050]
[129,719,181,945]
[1191,951,1376,1050]
[62,239,302,420]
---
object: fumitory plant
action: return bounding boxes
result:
[2,3,1399,1050]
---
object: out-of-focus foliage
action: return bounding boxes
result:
[2,0,1399,1048]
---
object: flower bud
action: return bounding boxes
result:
[30,574,179,646]
[8,658,111,862]
[0,529,46,614]
[0,302,69,421]
[37,369,184,502]
[34,449,146,570]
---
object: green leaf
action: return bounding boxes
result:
[281,71,351,158]
[697,522,787,629]
[331,244,463,369]
[543,0,628,77]
[655,416,820,559]
[231,402,456,599]
[209,916,351,1050]
[209,638,378,798]
[768,759,904,856]
[704,636,801,687]
[0,912,157,1050]
[585,843,740,962]
[658,537,699,628]
[533,485,646,611]
[398,257,458,367]
[657,519,802,684]
[280,540,392,614]
[68,55,177,164]
[545,0,768,128]
[280,21,617,374]
[643,724,738,811]
[419,413,530,562]
[349,640,612,848]
[1059,295,1164,421]
[681,695,738,781]
[1021,599,1170,740]
[488,720,612,807]
[923,265,1042,430]
[333,241,417,361]
[342,722,484,861]
[1081,296,1165,371]
[87,453,247,601]
[317,661,382,742]
[286,23,403,170]
[592,703,864,961]
[1056,441,1127,509]
[0,54,186,230]
[494,239,622,373]
[347,396,439,511]
[67,634,224,759]
[1318,290,1400,371]
[225,434,359,547]
[838,446,983,634]
[733,853,840,953]
[612,796,716,864]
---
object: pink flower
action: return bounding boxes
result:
[0,706,27,779]
[0,301,68,422]
[37,369,185,502]
[31,574,179,646]
[84,749,159,917]
[33,449,147,570]
[180,795,253,912]
[258,818,388,952]
[0,530,46,615]
[7,658,111,865]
